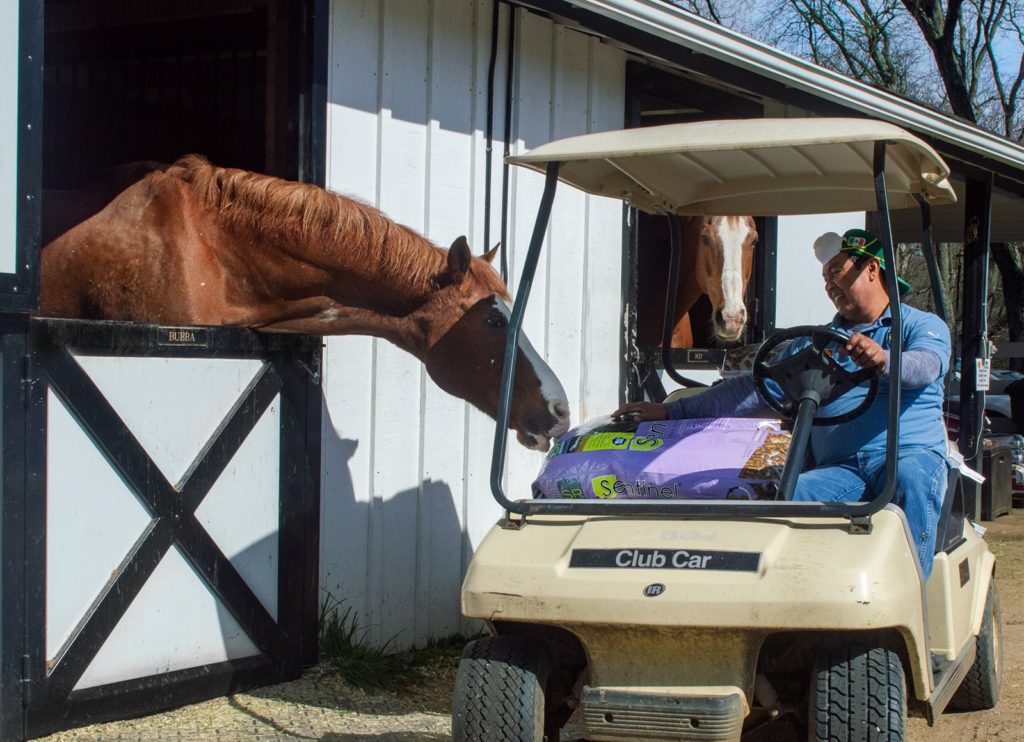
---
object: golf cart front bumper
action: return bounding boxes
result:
[580,685,745,741]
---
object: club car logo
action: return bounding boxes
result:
[569,548,761,572]
[643,583,666,597]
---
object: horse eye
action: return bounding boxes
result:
[487,313,507,328]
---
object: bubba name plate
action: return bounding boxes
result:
[158,326,209,347]
[570,548,761,572]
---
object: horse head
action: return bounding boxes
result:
[694,216,757,344]
[423,237,571,451]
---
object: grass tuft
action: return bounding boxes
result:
[317,593,480,693]
[318,593,410,691]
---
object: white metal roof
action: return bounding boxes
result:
[554,0,1024,179]
[507,118,956,215]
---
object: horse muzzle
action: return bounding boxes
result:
[714,307,747,343]
[516,399,571,451]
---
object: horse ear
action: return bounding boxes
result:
[483,243,501,264]
[447,236,472,284]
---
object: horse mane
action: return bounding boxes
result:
[165,154,502,293]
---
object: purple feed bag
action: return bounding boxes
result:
[533,417,791,500]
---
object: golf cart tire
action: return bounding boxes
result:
[950,581,1002,711]
[810,644,906,742]
[452,635,551,742]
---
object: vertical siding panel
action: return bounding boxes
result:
[321,0,382,628]
[505,9,556,500]
[546,26,590,422]
[461,0,508,604]
[581,42,627,420]
[372,0,430,646]
[418,0,478,642]
[326,0,382,199]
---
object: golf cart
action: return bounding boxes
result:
[453,119,1001,741]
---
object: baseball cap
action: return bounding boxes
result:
[814,229,911,293]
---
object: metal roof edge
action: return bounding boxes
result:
[554,0,1024,177]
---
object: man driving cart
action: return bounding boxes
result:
[614,227,951,578]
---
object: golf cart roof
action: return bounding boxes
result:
[507,117,956,215]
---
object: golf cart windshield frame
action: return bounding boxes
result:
[490,122,952,520]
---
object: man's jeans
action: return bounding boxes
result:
[792,447,949,579]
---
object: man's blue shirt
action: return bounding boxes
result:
[810,304,951,466]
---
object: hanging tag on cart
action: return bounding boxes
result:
[976,357,991,391]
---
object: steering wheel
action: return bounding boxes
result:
[752,325,881,426]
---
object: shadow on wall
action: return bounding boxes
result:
[317,401,471,650]
[206,402,471,691]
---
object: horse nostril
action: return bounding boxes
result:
[718,307,746,327]
[550,400,570,421]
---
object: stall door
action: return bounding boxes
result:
[18,319,321,739]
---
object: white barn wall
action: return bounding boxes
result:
[322,0,626,647]
[775,213,865,326]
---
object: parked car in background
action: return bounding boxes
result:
[944,391,1024,512]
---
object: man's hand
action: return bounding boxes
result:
[842,332,887,371]
[611,401,669,422]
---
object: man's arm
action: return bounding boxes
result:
[844,321,948,389]
[882,308,952,388]
[664,376,765,418]
[611,375,768,421]
[883,349,943,387]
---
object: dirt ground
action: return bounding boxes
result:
[35,509,1024,742]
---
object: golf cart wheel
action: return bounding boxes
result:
[452,635,551,742]
[950,580,1003,711]
[810,644,906,742]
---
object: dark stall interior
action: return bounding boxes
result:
[42,0,302,195]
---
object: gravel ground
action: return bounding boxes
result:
[31,664,457,741]
[33,510,1024,742]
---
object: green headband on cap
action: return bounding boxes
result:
[840,228,911,293]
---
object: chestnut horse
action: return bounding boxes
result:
[638,215,758,348]
[41,161,169,247]
[40,155,571,450]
